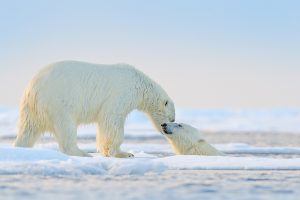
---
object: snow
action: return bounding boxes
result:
[1,143,300,176]
[1,106,300,199]
[216,143,300,155]
[155,156,300,170]
[1,106,300,175]
[0,145,166,175]
[0,146,69,161]
[33,142,300,155]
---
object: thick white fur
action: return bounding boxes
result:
[162,123,223,156]
[14,61,175,157]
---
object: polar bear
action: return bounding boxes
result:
[161,123,223,156]
[14,61,175,157]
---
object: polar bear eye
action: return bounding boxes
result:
[165,101,168,106]
[178,124,182,127]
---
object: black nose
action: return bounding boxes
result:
[161,123,167,127]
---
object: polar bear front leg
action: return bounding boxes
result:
[96,120,134,158]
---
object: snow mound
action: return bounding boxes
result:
[0,146,69,161]
[1,145,300,176]
[0,146,166,176]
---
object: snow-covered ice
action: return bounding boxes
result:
[1,107,300,175]
[1,143,300,176]
[1,106,300,200]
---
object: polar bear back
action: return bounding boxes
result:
[23,61,147,124]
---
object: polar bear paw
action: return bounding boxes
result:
[61,146,91,157]
[101,146,134,158]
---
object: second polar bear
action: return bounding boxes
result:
[161,123,223,156]
[14,61,175,157]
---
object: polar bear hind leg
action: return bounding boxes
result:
[14,119,42,147]
[14,106,43,147]
[53,117,90,157]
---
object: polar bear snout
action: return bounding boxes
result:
[161,123,172,134]
[161,123,167,127]
[161,122,186,135]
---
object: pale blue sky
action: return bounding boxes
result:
[0,0,300,108]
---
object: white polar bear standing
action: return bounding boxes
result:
[14,61,175,157]
[161,123,223,156]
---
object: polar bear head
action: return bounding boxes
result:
[146,93,175,132]
[139,82,175,132]
[161,123,223,156]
